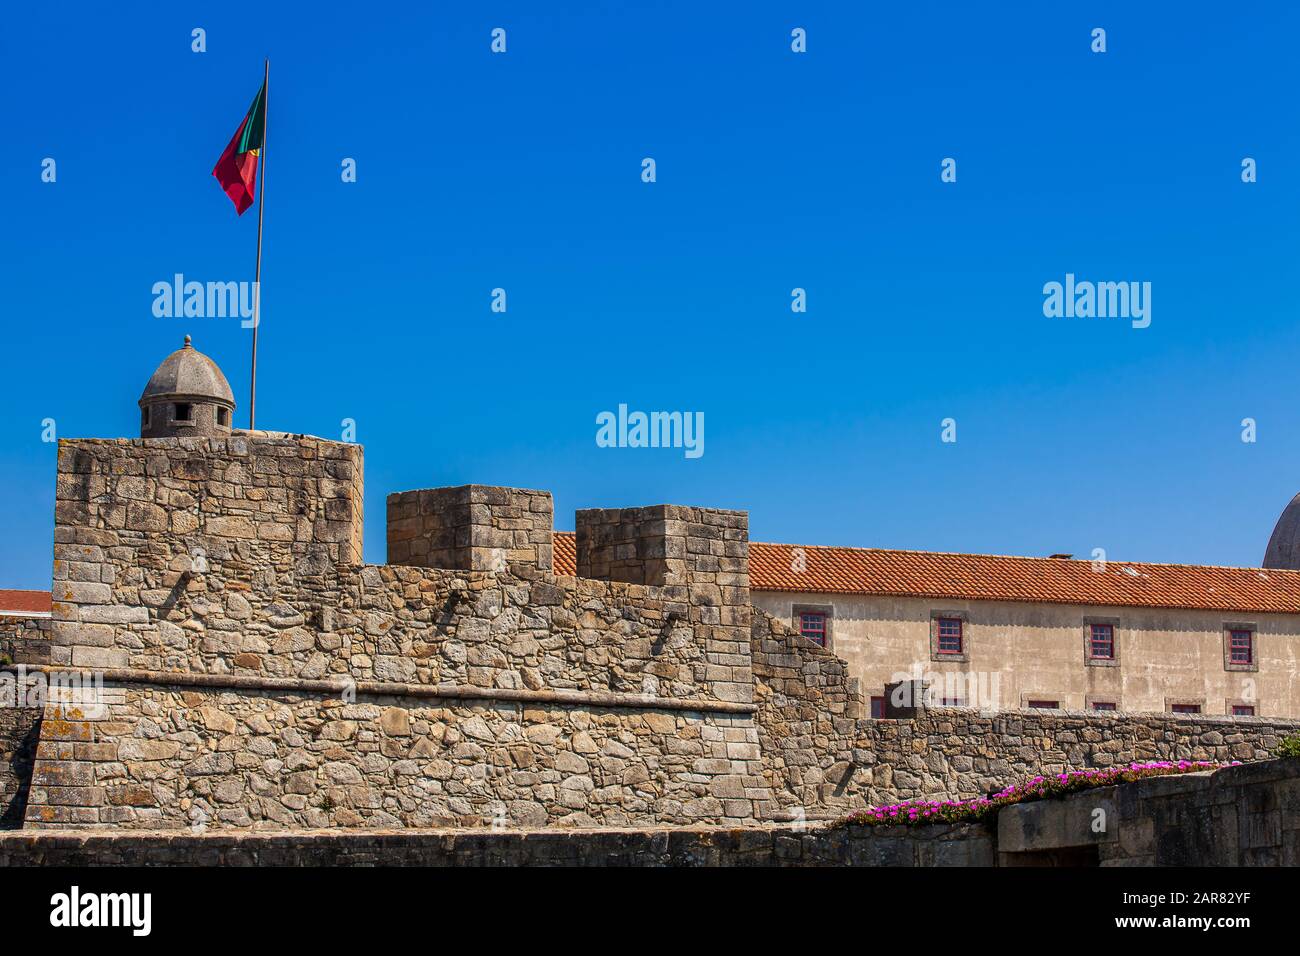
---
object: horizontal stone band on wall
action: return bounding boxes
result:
[4,665,757,715]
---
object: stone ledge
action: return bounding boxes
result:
[0,822,993,867]
[3,665,757,715]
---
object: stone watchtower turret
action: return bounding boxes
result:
[138,335,236,438]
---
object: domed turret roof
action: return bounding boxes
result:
[1264,493,1300,569]
[139,335,234,406]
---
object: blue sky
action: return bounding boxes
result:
[2,2,1299,588]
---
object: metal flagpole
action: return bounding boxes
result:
[249,58,269,430]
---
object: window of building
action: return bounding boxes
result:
[870,696,886,719]
[1088,623,1114,660]
[1027,700,1059,710]
[1091,701,1117,712]
[1232,704,1255,717]
[792,604,833,650]
[1171,703,1201,715]
[217,407,229,427]
[1229,629,1253,665]
[1083,618,1120,666]
[929,612,969,662]
[938,697,966,708]
[141,406,150,428]
[174,402,192,422]
[936,617,963,654]
[1223,624,1258,672]
[799,612,826,647]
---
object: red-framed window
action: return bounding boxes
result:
[1091,701,1117,712]
[1027,700,1059,710]
[1088,623,1115,660]
[1229,629,1254,665]
[799,612,827,647]
[1232,705,1255,717]
[870,696,886,719]
[936,617,963,654]
[1172,703,1201,714]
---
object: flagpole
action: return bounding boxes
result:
[249,57,268,430]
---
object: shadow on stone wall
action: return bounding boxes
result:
[0,711,41,829]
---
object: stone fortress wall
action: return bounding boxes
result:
[6,432,1299,831]
[22,435,767,829]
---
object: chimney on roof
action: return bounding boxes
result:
[1047,553,1073,559]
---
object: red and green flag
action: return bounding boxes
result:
[212,79,267,215]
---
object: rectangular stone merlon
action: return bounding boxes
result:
[576,505,752,705]
[55,436,365,566]
[574,505,749,591]
[387,485,554,574]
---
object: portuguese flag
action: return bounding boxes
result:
[212,79,267,215]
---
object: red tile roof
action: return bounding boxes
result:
[18,537,1296,616]
[0,589,52,615]
[554,530,576,578]
[551,532,1300,613]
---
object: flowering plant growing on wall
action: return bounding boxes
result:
[840,760,1239,828]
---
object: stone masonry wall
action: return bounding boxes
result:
[25,437,771,829]
[50,440,745,704]
[45,557,730,701]
[9,758,1300,866]
[750,608,868,818]
[23,551,769,828]
[863,707,1299,805]
[576,505,753,706]
[25,557,769,828]
[387,485,554,574]
[0,614,50,666]
[23,685,762,830]
[52,436,364,672]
